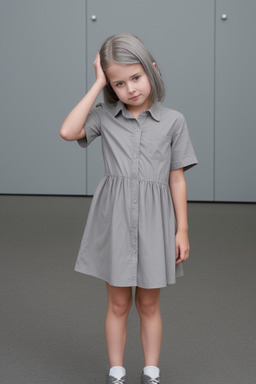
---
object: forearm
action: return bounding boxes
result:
[169,170,188,232]
[60,80,105,141]
[169,169,190,264]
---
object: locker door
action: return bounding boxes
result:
[215,0,256,201]
[86,0,214,200]
[0,0,86,195]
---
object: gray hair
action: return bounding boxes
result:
[99,33,165,104]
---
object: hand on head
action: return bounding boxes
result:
[93,52,107,88]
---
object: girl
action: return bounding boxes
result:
[60,33,197,384]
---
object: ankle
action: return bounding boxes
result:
[143,366,160,379]
[109,366,126,379]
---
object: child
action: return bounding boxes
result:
[60,33,197,384]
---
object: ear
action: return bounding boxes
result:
[152,62,157,69]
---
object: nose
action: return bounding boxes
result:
[127,81,135,93]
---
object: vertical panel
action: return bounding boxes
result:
[215,0,256,201]
[86,0,214,200]
[0,0,86,195]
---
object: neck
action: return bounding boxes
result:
[125,101,153,118]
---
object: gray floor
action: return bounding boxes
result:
[0,196,256,384]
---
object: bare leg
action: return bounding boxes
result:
[105,283,133,367]
[135,287,162,366]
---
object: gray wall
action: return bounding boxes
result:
[0,0,87,195]
[0,0,256,201]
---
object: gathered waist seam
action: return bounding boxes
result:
[105,173,168,186]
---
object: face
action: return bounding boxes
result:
[105,62,153,117]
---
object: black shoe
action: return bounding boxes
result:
[106,375,127,384]
[141,372,160,384]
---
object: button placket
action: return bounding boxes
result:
[130,121,141,282]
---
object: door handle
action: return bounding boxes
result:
[221,14,228,21]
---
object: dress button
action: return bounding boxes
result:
[134,199,137,203]
[134,154,137,159]
[133,250,136,253]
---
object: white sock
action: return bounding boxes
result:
[143,366,160,379]
[109,366,126,379]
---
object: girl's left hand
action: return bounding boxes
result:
[175,230,190,264]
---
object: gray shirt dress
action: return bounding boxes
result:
[75,101,198,289]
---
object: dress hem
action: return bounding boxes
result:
[74,266,184,289]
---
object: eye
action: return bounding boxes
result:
[133,76,140,81]
[115,82,124,87]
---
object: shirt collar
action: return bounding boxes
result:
[113,101,161,122]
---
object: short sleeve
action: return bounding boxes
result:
[170,114,198,171]
[77,103,102,148]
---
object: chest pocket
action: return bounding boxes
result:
[146,135,171,161]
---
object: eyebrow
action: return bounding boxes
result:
[112,72,141,84]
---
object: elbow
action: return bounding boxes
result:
[60,123,85,141]
[60,125,72,141]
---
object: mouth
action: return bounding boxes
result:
[129,95,140,101]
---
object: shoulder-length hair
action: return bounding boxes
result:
[99,33,165,104]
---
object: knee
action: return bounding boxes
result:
[110,295,132,318]
[135,295,159,318]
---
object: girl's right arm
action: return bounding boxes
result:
[60,53,107,141]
